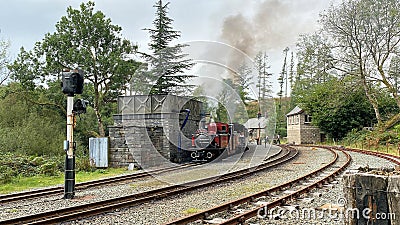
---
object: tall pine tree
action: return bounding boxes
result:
[143,0,194,95]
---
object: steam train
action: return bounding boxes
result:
[184,118,249,162]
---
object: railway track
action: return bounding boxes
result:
[334,146,400,165]
[164,146,351,225]
[0,145,297,225]
[0,163,200,204]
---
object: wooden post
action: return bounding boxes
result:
[386,142,389,153]
[397,144,400,156]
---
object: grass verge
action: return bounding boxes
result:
[0,168,132,194]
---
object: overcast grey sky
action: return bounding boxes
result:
[0,0,335,96]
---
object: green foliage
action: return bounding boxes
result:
[75,155,96,172]
[182,208,200,215]
[343,129,370,144]
[0,152,63,184]
[377,90,400,121]
[30,157,45,166]
[344,127,400,149]
[141,0,195,95]
[0,166,13,184]
[254,52,272,101]
[0,167,129,194]
[0,84,65,156]
[372,131,399,145]
[295,77,376,139]
[319,0,400,129]
[9,1,139,137]
[295,33,334,85]
[216,101,229,123]
[39,162,59,176]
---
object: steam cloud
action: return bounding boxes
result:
[219,0,325,67]
[187,0,327,102]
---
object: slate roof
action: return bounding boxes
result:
[286,106,304,117]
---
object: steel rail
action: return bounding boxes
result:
[165,146,350,225]
[0,146,297,225]
[219,147,351,225]
[333,146,400,165]
[0,163,200,204]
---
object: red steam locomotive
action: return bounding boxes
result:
[186,118,249,161]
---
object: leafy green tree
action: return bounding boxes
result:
[289,52,295,92]
[215,79,234,123]
[320,0,400,129]
[232,65,251,124]
[295,33,334,86]
[275,48,290,136]
[142,0,194,95]
[9,1,139,137]
[0,83,65,156]
[296,77,376,139]
[192,85,217,115]
[291,34,336,108]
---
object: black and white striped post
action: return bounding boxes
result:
[64,95,75,199]
[61,69,84,199]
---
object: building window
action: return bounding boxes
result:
[296,115,300,124]
[305,114,312,124]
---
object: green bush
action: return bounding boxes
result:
[0,152,64,181]
[0,166,14,184]
[30,157,45,166]
[0,85,65,156]
[344,129,370,143]
[75,156,95,172]
[39,162,59,176]
[343,127,400,148]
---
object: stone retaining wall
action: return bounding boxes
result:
[343,170,400,225]
[109,95,202,169]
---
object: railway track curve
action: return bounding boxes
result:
[0,145,297,225]
[164,146,351,225]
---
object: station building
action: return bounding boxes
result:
[286,106,321,144]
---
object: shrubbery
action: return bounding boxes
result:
[0,153,63,184]
[343,127,400,148]
[0,152,96,184]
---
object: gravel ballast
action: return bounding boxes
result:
[65,146,336,224]
[1,146,397,225]
[252,150,398,225]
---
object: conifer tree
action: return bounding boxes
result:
[143,0,194,95]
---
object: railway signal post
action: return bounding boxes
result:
[61,69,84,199]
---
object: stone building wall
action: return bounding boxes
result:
[287,107,321,144]
[299,125,321,144]
[287,124,301,144]
[108,95,202,169]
